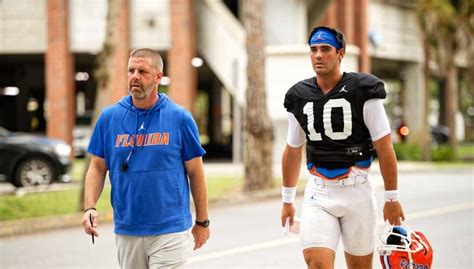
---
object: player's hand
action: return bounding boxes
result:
[81,210,99,238]
[281,203,296,227]
[192,225,210,250]
[383,201,405,226]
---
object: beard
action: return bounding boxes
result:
[130,89,145,99]
[129,84,152,99]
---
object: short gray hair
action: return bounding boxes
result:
[129,48,164,71]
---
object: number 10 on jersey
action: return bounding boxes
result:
[303,99,352,141]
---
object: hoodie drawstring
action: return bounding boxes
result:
[120,105,154,171]
[119,94,165,172]
[120,103,139,171]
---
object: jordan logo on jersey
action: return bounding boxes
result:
[138,122,145,131]
[339,85,347,93]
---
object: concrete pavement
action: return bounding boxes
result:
[1,168,472,268]
[0,161,469,237]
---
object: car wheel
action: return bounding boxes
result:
[13,158,55,187]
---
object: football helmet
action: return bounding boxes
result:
[377,223,433,269]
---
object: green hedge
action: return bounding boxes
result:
[431,145,457,162]
[393,143,422,161]
[393,143,462,162]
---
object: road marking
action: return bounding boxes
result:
[405,202,473,221]
[188,202,473,264]
[188,237,298,263]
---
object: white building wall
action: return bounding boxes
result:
[264,0,308,163]
[264,0,307,45]
[265,45,313,121]
[0,0,433,162]
[0,0,171,54]
[368,2,423,62]
[368,2,429,144]
[71,0,171,53]
[130,0,170,51]
[197,0,247,105]
[70,0,107,53]
[0,0,47,53]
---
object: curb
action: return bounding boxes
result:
[0,187,300,238]
[0,211,114,238]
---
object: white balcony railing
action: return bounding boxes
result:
[196,0,247,105]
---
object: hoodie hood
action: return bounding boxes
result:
[118,93,168,114]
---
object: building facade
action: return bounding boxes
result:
[0,0,436,162]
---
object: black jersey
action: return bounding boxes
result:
[284,72,386,168]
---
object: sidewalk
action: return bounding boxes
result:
[0,161,468,237]
[203,160,445,178]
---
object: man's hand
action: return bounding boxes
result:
[81,210,99,238]
[281,203,296,227]
[383,201,405,226]
[192,225,210,250]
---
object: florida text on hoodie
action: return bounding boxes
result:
[87,93,206,236]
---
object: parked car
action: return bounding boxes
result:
[0,127,72,187]
[72,125,92,158]
[430,124,450,144]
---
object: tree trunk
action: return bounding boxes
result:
[242,0,274,191]
[438,79,446,125]
[421,43,431,161]
[445,64,458,149]
[415,0,464,159]
[78,0,129,211]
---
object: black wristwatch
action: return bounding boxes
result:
[195,219,210,228]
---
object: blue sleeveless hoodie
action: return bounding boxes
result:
[87,93,206,236]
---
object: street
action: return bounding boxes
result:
[0,167,472,268]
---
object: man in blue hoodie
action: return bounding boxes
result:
[81,48,209,269]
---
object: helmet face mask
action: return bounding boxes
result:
[378,225,424,255]
[378,224,433,269]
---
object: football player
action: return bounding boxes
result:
[280,26,405,269]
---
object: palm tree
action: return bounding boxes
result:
[242,0,274,191]
[415,0,471,157]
